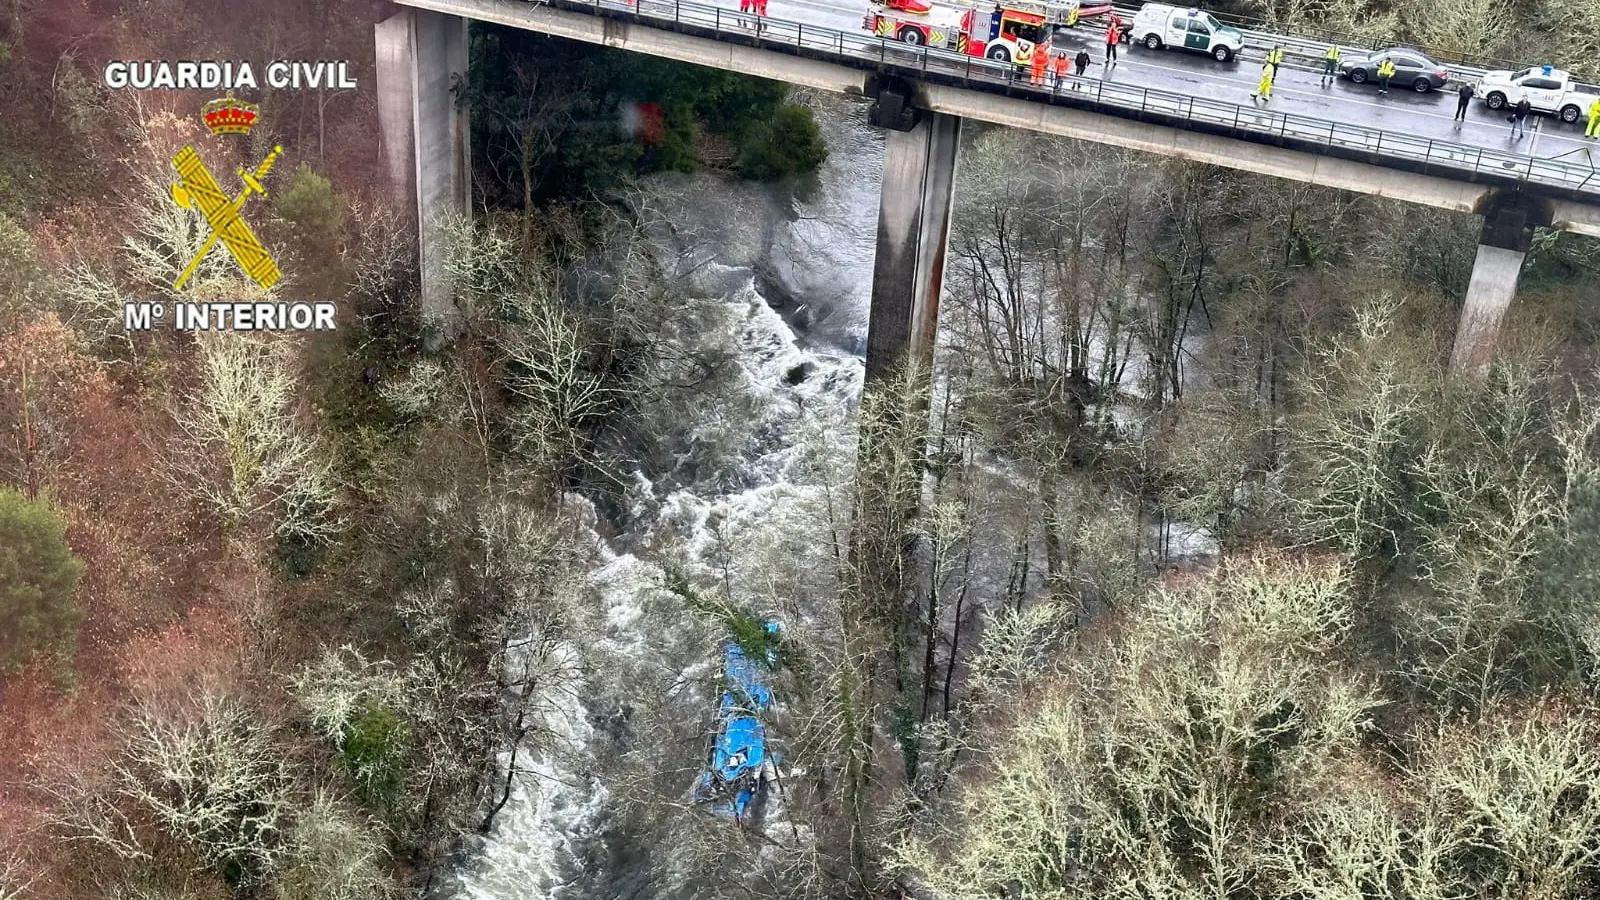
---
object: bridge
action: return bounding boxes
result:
[375,0,1600,374]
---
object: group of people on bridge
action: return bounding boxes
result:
[884,0,1600,142]
[1027,42,1096,87]
[1025,14,1119,89]
[1259,41,1600,143]
[1249,44,1285,101]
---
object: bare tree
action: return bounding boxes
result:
[117,691,297,886]
[498,288,611,477]
[120,161,241,300]
[46,689,297,889]
[0,852,35,900]
[1409,697,1600,897]
[1284,297,1431,559]
[1403,0,1513,56]
[165,332,340,542]
[900,553,1381,898]
[275,789,396,900]
[1273,695,1600,899]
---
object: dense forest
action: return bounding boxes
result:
[3,0,1600,898]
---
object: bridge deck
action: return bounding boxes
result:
[394,0,1600,235]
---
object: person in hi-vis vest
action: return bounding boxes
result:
[1251,60,1277,102]
[1376,57,1396,94]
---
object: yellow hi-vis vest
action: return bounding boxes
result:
[1324,45,1340,61]
[1378,59,1395,77]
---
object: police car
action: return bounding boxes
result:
[1130,4,1244,62]
[1477,64,1600,124]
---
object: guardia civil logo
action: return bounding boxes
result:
[169,92,284,292]
[119,87,340,334]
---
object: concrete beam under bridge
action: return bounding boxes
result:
[397,0,867,93]
[375,7,471,330]
[918,84,1600,241]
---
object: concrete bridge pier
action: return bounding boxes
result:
[852,80,961,629]
[1449,192,1548,376]
[375,8,472,330]
[864,78,962,383]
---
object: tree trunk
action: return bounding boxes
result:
[521,147,535,248]
[920,551,939,723]
[942,547,973,718]
[480,707,528,833]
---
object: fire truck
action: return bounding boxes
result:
[864,0,1130,66]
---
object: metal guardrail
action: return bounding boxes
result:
[538,0,1600,198]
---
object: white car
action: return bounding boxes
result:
[1130,5,1244,62]
[1477,64,1600,124]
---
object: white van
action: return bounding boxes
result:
[1131,4,1244,62]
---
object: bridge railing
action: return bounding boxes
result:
[542,0,1600,198]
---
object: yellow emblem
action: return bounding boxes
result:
[169,145,284,291]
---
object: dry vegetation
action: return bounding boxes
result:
[3,0,1600,899]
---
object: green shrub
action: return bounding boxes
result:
[341,702,409,807]
[0,213,38,315]
[662,566,787,671]
[736,104,828,181]
[276,163,346,243]
[274,529,328,581]
[466,33,827,205]
[0,489,85,674]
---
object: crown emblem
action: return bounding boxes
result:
[201,92,258,135]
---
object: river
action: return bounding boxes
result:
[440,91,883,900]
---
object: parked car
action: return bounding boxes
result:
[1340,47,1449,92]
[1477,64,1600,124]
[1130,4,1244,62]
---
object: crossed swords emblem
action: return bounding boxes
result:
[168,144,284,292]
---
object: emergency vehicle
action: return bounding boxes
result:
[865,0,1129,66]
[1129,4,1243,62]
[1478,64,1600,124]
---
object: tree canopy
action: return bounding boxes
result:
[464,30,827,208]
[0,488,84,673]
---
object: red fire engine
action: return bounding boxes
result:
[864,0,1129,65]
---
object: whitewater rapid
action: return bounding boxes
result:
[441,92,882,900]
